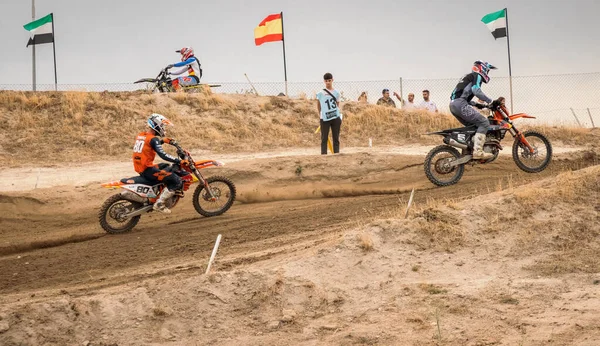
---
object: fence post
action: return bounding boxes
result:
[587,108,596,128]
[399,77,403,103]
[570,108,583,127]
[244,73,259,96]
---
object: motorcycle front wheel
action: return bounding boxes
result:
[193,176,237,217]
[513,131,553,173]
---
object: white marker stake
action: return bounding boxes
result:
[205,234,222,275]
[404,188,415,219]
[368,138,372,147]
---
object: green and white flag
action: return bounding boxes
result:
[24,13,54,47]
[481,9,507,39]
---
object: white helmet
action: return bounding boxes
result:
[147,113,172,137]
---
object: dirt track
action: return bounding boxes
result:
[0,150,596,297]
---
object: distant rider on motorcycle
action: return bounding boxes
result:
[449,61,498,160]
[132,114,188,213]
[166,47,202,91]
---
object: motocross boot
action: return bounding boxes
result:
[153,188,175,214]
[472,133,494,160]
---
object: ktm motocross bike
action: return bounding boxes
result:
[424,100,552,187]
[99,143,236,234]
[134,67,221,93]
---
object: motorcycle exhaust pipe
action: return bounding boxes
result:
[123,205,154,219]
[120,191,149,204]
[444,137,468,150]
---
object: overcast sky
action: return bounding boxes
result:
[1,0,599,85]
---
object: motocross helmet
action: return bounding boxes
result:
[472,61,497,83]
[176,47,194,61]
[147,113,172,137]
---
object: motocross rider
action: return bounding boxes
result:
[166,47,202,91]
[449,61,498,160]
[132,114,188,213]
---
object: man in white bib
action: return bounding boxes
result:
[316,73,342,154]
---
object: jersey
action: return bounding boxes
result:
[450,72,492,104]
[132,132,180,173]
[170,57,202,79]
[316,89,341,121]
[419,100,438,112]
[377,97,396,107]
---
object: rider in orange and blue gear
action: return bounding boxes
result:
[132,113,188,213]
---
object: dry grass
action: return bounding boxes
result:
[357,232,374,251]
[2,90,596,166]
[525,125,600,146]
[412,207,465,252]
[501,166,600,276]
[419,283,448,295]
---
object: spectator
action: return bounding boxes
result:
[358,91,368,103]
[419,90,438,112]
[394,92,418,110]
[316,72,342,155]
[377,89,396,107]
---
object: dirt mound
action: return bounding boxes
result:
[0,165,599,345]
[2,91,597,167]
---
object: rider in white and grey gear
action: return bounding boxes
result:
[449,61,498,160]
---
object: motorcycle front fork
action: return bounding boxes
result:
[194,170,217,201]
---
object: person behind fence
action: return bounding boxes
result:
[316,73,342,154]
[393,92,417,110]
[419,90,438,112]
[377,88,397,107]
[166,47,202,91]
[133,113,188,213]
[449,60,498,160]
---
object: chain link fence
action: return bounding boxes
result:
[1,72,599,127]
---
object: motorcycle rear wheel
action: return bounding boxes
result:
[193,176,236,217]
[424,145,465,187]
[98,194,142,234]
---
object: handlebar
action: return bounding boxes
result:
[172,143,195,167]
[477,99,505,111]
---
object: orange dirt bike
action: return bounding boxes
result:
[99,143,236,234]
[424,100,552,186]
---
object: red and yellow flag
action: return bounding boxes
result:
[254,13,283,46]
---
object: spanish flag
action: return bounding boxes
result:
[254,13,283,46]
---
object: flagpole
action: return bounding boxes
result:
[51,13,57,91]
[280,11,288,96]
[32,0,36,92]
[505,7,514,114]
